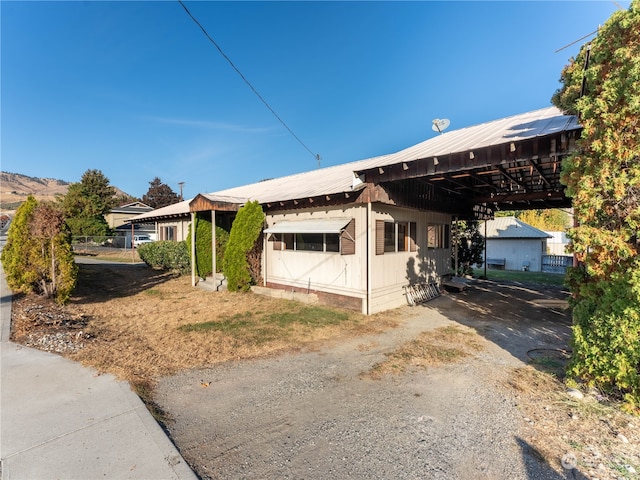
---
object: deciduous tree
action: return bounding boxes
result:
[60,169,116,237]
[552,1,640,410]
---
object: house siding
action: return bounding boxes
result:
[484,238,548,272]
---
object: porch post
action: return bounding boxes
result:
[191,212,196,287]
[211,209,216,286]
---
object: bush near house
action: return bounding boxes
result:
[137,240,190,275]
[223,201,264,292]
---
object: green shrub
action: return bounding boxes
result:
[137,241,190,274]
[567,261,640,410]
[223,201,264,292]
[185,215,229,277]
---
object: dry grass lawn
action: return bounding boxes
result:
[11,260,399,389]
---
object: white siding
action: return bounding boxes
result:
[264,204,453,314]
[484,239,547,272]
[264,206,368,309]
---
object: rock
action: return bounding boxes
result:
[567,388,584,400]
[617,433,629,444]
[561,452,577,470]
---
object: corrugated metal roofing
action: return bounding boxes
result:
[356,106,580,171]
[480,216,552,239]
[264,218,352,234]
[131,106,579,222]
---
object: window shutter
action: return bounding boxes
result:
[376,220,385,255]
[340,219,356,255]
[409,222,417,252]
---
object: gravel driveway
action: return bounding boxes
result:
[155,279,571,480]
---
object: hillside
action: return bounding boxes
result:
[0,172,70,209]
[0,172,131,212]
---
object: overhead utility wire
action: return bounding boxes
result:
[178,0,320,164]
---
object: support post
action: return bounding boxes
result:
[191,212,196,287]
[211,210,216,288]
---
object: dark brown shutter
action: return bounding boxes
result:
[409,222,417,252]
[340,219,356,255]
[376,220,385,255]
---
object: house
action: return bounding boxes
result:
[130,106,580,314]
[105,201,154,229]
[479,217,552,272]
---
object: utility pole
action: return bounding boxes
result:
[178,182,185,200]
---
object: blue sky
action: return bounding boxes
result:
[1,1,628,200]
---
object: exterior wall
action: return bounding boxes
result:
[545,231,570,255]
[369,205,452,314]
[484,238,547,272]
[153,217,191,242]
[264,204,453,315]
[264,206,368,312]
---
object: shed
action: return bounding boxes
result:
[479,217,551,272]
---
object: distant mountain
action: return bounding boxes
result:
[0,172,131,211]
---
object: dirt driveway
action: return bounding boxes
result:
[155,279,571,480]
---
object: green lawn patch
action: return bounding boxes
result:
[472,268,566,286]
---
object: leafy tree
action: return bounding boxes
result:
[60,169,116,237]
[142,177,180,209]
[518,209,570,231]
[1,196,77,304]
[452,220,484,276]
[223,201,264,292]
[552,1,640,410]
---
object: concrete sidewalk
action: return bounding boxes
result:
[0,261,198,480]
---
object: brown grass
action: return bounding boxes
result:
[15,262,399,387]
[505,366,640,477]
[364,325,484,379]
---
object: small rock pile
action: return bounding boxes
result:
[13,299,92,354]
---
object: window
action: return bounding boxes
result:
[377,220,417,254]
[160,226,176,241]
[267,218,355,254]
[427,224,451,249]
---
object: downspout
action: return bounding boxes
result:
[191,212,196,287]
[366,201,372,315]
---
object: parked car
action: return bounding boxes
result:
[133,234,153,247]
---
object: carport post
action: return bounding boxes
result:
[191,212,196,287]
[484,220,488,279]
[211,210,216,286]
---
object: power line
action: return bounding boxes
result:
[177,0,320,164]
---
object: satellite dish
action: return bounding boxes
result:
[432,118,450,134]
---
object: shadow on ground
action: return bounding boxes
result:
[72,260,178,305]
[425,278,573,374]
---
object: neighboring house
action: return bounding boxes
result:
[479,217,551,272]
[545,231,570,255]
[130,106,580,314]
[105,202,154,229]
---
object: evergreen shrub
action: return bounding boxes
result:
[137,241,190,275]
[223,201,264,292]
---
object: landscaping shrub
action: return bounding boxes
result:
[223,201,264,292]
[1,196,77,304]
[137,241,190,274]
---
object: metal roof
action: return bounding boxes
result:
[131,106,579,223]
[355,106,579,171]
[480,216,552,239]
